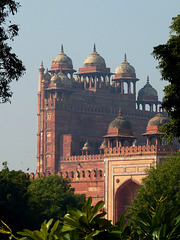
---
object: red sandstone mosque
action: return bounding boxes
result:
[34,45,176,222]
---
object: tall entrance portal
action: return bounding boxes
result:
[114,179,139,222]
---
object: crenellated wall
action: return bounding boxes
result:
[104,144,177,157]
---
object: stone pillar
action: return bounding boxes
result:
[83,76,86,89]
[89,76,92,88]
[128,82,131,94]
[115,81,117,94]
[94,76,97,89]
[133,82,136,95]
[99,76,102,88]
[108,76,111,86]
[150,104,153,112]
[116,138,119,148]
[147,136,151,146]
[121,81,124,94]
[142,103,145,111]
[156,104,158,112]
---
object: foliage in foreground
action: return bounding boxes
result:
[0,169,86,234]
[1,196,180,240]
[0,168,31,235]
[152,14,180,142]
[129,196,180,240]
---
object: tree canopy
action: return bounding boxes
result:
[0,168,31,235]
[129,152,180,216]
[0,169,86,235]
[0,0,25,103]
[27,175,86,226]
[152,14,180,142]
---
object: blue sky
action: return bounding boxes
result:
[0,0,179,172]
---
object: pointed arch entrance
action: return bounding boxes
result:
[114,178,140,222]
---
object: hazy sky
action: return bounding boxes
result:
[0,0,179,172]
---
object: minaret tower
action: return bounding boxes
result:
[36,46,75,174]
[37,61,45,173]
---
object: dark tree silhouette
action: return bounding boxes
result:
[0,0,26,103]
[153,15,180,142]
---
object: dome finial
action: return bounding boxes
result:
[41,61,43,66]
[124,53,127,62]
[147,75,149,84]
[61,44,64,53]
[93,43,96,53]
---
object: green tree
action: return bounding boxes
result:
[0,0,26,103]
[152,14,180,142]
[28,175,86,227]
[0,168,31,236]
[128,197,180,240]
[129,153,180,216]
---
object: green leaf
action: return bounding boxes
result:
[85,230,100,240]
[115,214,124,231]
[91,200,104,218]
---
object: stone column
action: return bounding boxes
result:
[94,76,97,89]
[121,81,124,94]
[128,82,131,94]
[99,76,102,88]
[133,82,136,95]
[89,76,92,88]
[147,136,151,146]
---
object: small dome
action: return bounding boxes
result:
[58,72,72,86]
[52,45,73,67]
[109,110,133,134]
[115,54,135,74]
[83,141,90,148]
[83,44,106,68]
[43,69,51,82]
[100,139,108,148]
[50,73,61,83]
[148,112,169,127]
[138,76,158,100]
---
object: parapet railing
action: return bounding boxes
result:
[104,144,177,155]
[60,154,104,162]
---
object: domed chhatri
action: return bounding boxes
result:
[50,45,75,75]
[83,140,91,149]
[52,45,73,66]
[138,76,158,99]
[104,109,136,148]
[115,54,135,75]
[83,44,106,68]
[58,71,72,86]
[42,69,51,85]
[50,73,61,83]
[137,76,160,112]
[143,111,170,146]
[50,71,72,86]
[148,112,169,127]
[108,109,134,137]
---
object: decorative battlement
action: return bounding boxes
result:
[104,144,177,156]
[60,154,103,162]
[30,169,103,181]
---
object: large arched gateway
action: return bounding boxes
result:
[114,179,140,222]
